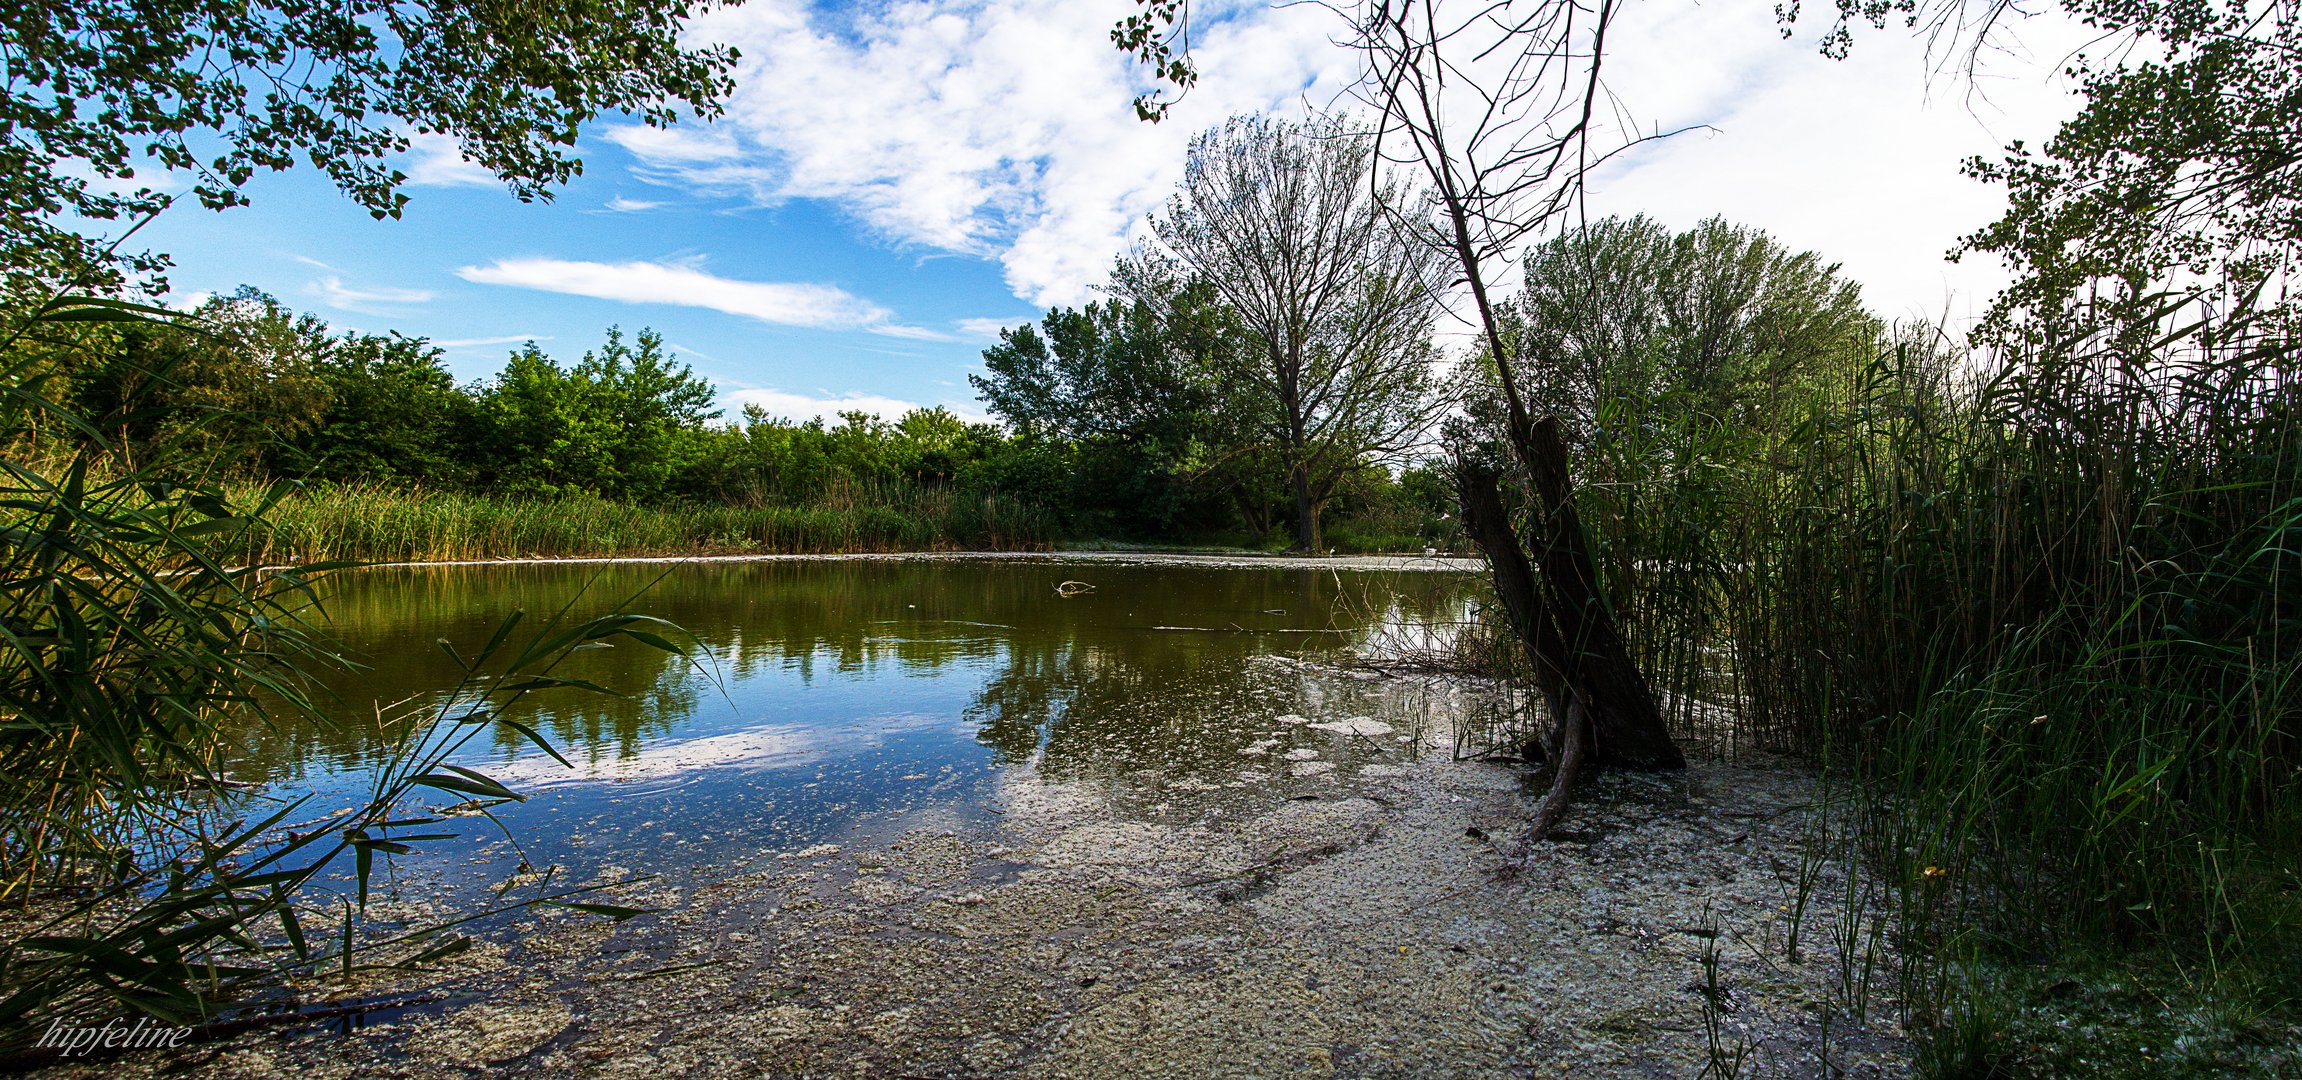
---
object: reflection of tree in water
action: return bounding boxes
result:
[220,559,1475,784]
[965,572,1475,776]
[492,637,703,765]
[965,634,1302,778]
[966,641,1081,763]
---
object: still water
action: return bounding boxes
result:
[226,557,1476,891]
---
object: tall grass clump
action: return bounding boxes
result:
[1746,331,2295,937]
[232,477,1062,564]
[1773,338,2296,1051]
[1573,317,2297,1060]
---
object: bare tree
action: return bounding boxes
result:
[1117,0,1689,853]
[1137,113,1452,551]
[1359,0,1690,847]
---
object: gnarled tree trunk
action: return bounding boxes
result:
[1454,414,1684,852]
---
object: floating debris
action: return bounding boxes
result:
[1289,760,1339,778]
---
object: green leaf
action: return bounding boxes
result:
[496,717,573,769]
[542,901,656,922]
[411,766,524,803]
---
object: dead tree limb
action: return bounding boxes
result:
[1524,695,1588,847]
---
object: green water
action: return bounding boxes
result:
[231,557,1475,886]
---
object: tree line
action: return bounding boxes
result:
[14,270,1463,552]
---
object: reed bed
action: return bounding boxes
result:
[1565,319,2301,1069]
[231,480,1063,564]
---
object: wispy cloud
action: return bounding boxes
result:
[401,132,498,189]
[629,0,1357,307]
[955,316,1035,340]
[727,387,926,423]
[605,196,666,212]
[455,258,935,338]
[433,334,546,349]
[871,323,956,342]
[310,275,434,314]
[602,124,743,164]
[610,0,2086,320]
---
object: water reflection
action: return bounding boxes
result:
[228,558,1472,875]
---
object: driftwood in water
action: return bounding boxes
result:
[1454,415,1685,850]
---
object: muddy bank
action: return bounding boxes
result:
[38,676,1907,1079]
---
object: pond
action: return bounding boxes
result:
[120,557,1888,1079]
[224,556,1482,898]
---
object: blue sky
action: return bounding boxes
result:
[122,0,2090,424]
[134,137,1040,422]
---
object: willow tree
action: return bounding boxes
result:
[1139,113,1451,551]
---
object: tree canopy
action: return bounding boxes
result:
[1,0,738,297]
[1796,0,2299,365]
[1142,113,1452,550]
[1510,215,1880,437]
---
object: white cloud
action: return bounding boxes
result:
[955,316,1036,339]
[642,0,1355,307]
[605,196,665,212]
[724,386,991,425]
[627,0,2091,324]
[727,387,929,423]
[310,275,434,314]
[603,124,743,164]
[401,132,499,189]
[455,257,934,337]
[1577,2,2093,324]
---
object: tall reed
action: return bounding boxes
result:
[1566,310,2299,1053]
[230,479,1062,564]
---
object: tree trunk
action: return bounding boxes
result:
[1512,416,1683,771]
[1453,456,1570,718]
[1455,456,1578,849]
[1235,489,1272,546]
[1450,417,1684,848]
[1290,463,1320,551]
